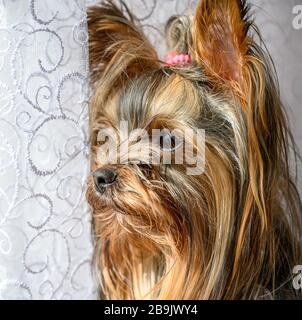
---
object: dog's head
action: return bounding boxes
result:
[87,0,302,299]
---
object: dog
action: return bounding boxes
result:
[86,0,302,299]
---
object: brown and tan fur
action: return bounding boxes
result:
[86,0,302,299]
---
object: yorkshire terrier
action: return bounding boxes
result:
[86,0,302,299]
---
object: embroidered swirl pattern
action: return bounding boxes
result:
[0,0,95,300]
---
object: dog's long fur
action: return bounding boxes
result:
[87,0,302,299]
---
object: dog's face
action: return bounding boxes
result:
[87,70,210,251]
[87,0,301,300]
[86,59,243,299]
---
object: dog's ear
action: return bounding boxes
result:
[192,0,250,85]
[88,1,159,96]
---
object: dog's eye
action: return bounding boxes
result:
[159,132,180,151]
[97,134,109,146]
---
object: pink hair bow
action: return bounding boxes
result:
[165,52,192,66]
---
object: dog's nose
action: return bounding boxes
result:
[93,168,117,191]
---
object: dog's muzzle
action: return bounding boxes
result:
[93,168,117,194]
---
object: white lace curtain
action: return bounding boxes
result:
[0,0,95,300]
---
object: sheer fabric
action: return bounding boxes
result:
[0,0,95,300]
